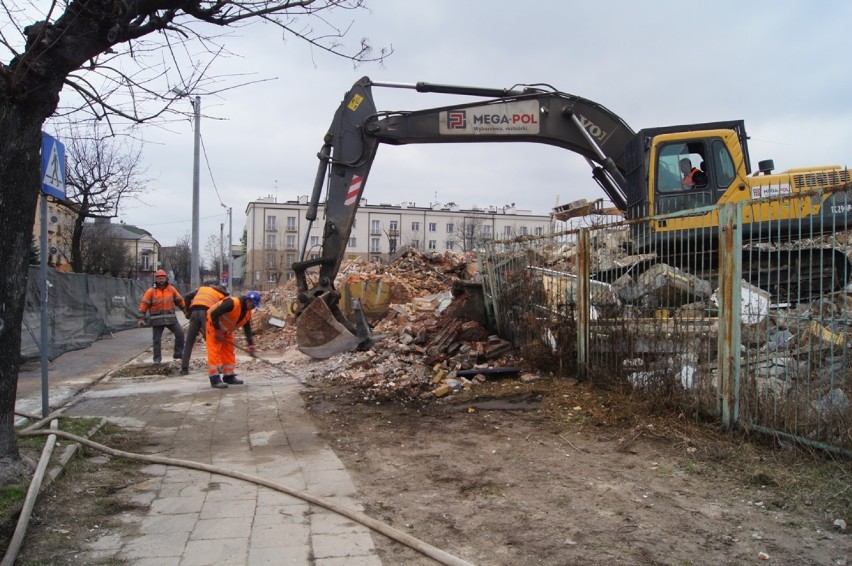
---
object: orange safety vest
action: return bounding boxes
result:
[139,284,185,325]
[682,167,700,186]
[210,298,251,333]
[190,286,228,310]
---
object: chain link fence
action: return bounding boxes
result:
[478,188,852,455]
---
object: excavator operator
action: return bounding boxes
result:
[680,158,707,187]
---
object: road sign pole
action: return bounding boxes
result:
[39,194,50,418]
[39,132,66,418]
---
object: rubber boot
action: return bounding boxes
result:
[209,375,228,389]
[223,374,244,385]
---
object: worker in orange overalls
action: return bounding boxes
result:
[138,269,186,364]
[179,282,229,375]
[205,290,260,389]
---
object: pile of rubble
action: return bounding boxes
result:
[251,249,528,401]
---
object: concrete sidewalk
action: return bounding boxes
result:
[15,331,382,565]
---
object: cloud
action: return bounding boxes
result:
[109,0,852,256]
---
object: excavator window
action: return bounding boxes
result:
[711,139,736,188]
[656,143,707,193]
[655,142,713,214]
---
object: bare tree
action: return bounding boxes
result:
[63,122,149,272]
[80,225,135,276]
[161,233,193,285]
[0,0,389,481]
[452,215,488,252]
[205,232,225,278]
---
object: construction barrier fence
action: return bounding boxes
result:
[20,267,187,361]
[478,186,852,455]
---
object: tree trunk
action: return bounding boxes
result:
[0,102,50,480]
[71,211,86,272]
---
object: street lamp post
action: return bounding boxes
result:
[191,96,201,288]
[227,206,233,293]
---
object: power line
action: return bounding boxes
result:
[200,134,226,208]
[136,212,227,227]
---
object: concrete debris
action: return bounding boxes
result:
[253,248,522,401]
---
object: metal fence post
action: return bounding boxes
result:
[577,228,590,380]
[717,202,742,429]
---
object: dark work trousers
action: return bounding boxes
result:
[152,320,185,363]
[181,309,209,371]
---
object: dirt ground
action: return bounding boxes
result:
[297,367,851,566]
[6,351,851,566]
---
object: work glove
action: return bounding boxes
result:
[246,345,257,353]
[137,319,145,328]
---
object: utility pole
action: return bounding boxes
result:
[227,206,234,293]
[219,222,225,287]
[191,96,201,288]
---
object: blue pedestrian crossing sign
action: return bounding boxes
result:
[41,132,66,199]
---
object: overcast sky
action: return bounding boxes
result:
[85,0,852,255]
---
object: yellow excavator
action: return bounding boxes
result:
[292,76,852,358]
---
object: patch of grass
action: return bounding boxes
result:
[0,485,27,513]
[680,459,700,475]
[57,416,102,438]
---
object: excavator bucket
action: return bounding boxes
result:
[296,293,367,359]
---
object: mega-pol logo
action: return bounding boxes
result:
[447,111,466,130]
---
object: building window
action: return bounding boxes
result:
[371,219,381,235]
[352,218,357,229]
[445,241,455,250]
[267,272,277,283]
[266,216,276,230]
[428,222,437,232]
[286,216,296,232]
[411,221,420,232]
[446,223,454,233]
[503,225,512,236]
[310,236,320,247]
[286,272,295,281]
[411,239,420,250]
[310,253,320,260]
[428,240,436,250]
[370,237,381,253]
[389,220,398,231]
[348,237,357,248]
[286,234,297,250]
[520,226,528,236]
[266,253,276,268]
[482,225,493,237]
[266,234,276,248]
[534,226,543,236]
[286,254,295,267]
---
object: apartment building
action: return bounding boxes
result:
[31,194,79,270]
[244,196,552,290]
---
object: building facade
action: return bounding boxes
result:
[244,196,553,290]
[31,194,79,270]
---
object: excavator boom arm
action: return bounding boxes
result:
[292,76,635,357]
[294,76,634,294]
